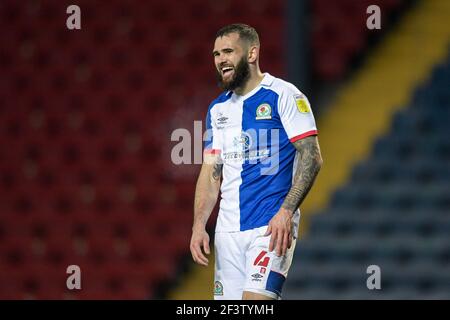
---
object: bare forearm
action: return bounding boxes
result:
[193,162,222,230]
[281,136,323,212]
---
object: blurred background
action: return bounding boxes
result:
[0,0,449,299]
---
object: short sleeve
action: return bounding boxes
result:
[203,106,222,155]
[278,88,318,142]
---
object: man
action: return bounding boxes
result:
[190,24,323,300]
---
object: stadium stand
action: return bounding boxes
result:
[0,0,447,300]
[0,0,285,299]
[284,51,450,299]
[312,0,408,80]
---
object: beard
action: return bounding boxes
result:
[216,56,250,91]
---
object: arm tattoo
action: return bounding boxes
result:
[281,136,322,212]
[212,163,223,181]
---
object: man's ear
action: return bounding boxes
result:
[247,45,259,63]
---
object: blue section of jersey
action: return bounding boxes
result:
[266,271,286,296]
[204,91,232,150]
[239,88,296,231]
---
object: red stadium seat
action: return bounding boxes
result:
[0,0,289,299]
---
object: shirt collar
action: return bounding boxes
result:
[260,72,274,87]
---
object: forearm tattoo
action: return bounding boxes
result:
[212,163,223,181]
[282,136,322,212]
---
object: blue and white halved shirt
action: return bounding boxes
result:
[204,73,318,235]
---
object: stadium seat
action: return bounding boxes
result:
[285,55,450,299]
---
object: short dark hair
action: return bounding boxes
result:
[215,23,260,46]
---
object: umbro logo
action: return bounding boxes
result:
[217,116,228,125]
[251,273,263,282]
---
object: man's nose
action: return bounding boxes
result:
[217,55,228,65]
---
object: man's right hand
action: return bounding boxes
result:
[190,228,211,266]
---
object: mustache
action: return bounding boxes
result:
[219,63,236,72]
[218,63,234,69]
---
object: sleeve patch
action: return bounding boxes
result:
[294,94,310,113]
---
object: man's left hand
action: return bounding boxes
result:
[264,208,294,257]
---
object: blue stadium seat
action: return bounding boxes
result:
[285,54,450,299]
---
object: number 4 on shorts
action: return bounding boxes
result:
[254,250,270,274]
